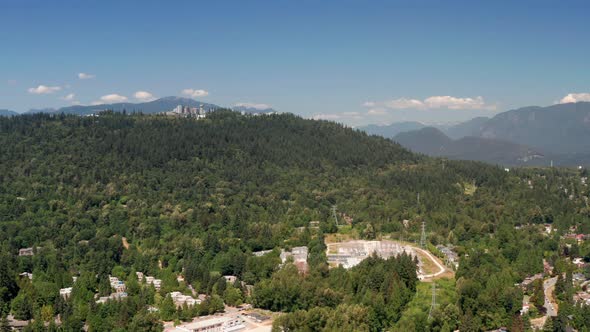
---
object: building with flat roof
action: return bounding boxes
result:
[280,246,309,274]
[19,247,34,256]
[60,287,72,298]
[174,316,245,332]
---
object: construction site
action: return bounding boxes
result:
[326,239,449,281]
[326,240,417,269]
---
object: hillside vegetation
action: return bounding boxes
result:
[0,111,589,331]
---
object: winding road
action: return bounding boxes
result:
[544,277,558,317]
[414,246,447,279]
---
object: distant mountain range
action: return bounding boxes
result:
[24,97,220,116]
[13,97,279,117]
[478,102,590,154]
[361,102,590,166]
[232,105,276,114]
[442,116,490,139]
[360,121,426,138]
[393,127,545,165]
[0,109,18,117]
[360,117,490,140]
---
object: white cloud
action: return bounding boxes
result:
[182,88,209,98]
[134,90,156,102]
[384,98,425,109]
[62,93,75,101]
[559,93,590,104]
[424,96,491,110]
[362,95,496,111]
[92,94,128,105]
[61,93,80,104]
[28,85,62,94]
[233,102,272,110]
[78,72,95,80]
[367,108,387,115]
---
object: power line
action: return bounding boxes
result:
[420,220,426,248]
[332,205,339,227]
[428,282,436,319]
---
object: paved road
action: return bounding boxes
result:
[544,277,558,317]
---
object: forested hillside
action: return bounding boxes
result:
[0,111,589,331]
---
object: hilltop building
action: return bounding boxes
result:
[165,104,208,118]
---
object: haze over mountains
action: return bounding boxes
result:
[0,109,18,117]
[361,102,590,166]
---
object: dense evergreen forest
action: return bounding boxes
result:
[1,111,589,331]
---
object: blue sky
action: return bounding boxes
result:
[1,0,589,125]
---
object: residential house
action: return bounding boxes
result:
[18,247,34,256]
[60,287,72,298]
[19,272,33,280]
[169,291,200,308]
[96,292,128,304]
[223,276,237,284]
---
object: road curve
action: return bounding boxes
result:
[414,246,447,279]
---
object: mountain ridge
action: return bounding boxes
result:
[0,109,18,117]
[361,102,590,165]
[24,96,220,115]
[393,127,545,165]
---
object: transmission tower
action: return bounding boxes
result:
[420,220,426,248]
[332,205,339,227]
[428,282,436,319]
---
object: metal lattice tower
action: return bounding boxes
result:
[420,220,426,248]
[332,205,339,227]
[428,282,436,319]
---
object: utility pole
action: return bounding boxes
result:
[420,220,426,248]
[332,205,339,227]
[428,282,436,319]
